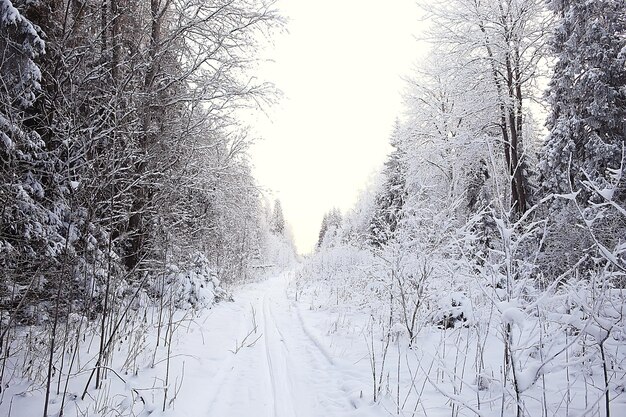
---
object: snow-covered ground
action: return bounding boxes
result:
[1,274,388,417]
[175,273,385,417]
[3,272,625,417]
[291,274,626,417]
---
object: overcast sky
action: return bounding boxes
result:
[249,0,427,254]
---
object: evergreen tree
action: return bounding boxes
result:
[317,213,329,249]
[271,199,285,235]
[317,208,342,249]
[368,123,407,247]
[0,0,62,315]
[540,0,626,202]
[537,0,626,278]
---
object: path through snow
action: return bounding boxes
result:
[170,274,383,417]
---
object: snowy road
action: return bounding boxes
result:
[170,274,382,417]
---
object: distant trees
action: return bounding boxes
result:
[317,208,342,249]
[262,198,298,269]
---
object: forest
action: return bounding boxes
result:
[1,0,625,416]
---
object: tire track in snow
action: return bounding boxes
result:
[290,300,367,411]
[198,276,371,417]
[203,358,237,414]
[269,283,357,414]
[269,298,343,415]
[267,301,310,416]
[267,303,290,353]
[262,295,279,417]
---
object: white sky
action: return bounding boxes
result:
[249,0,427,254]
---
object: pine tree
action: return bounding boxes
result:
[317,213,329,249]
[317,208,342,249]
[0,0,61,316]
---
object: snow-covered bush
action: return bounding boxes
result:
[162,253,231,309]
[432,292,471,329]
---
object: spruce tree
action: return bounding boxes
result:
[540,0,626,202]
[271,199,285,235]
[317,208,342,249]
[538,0,626,278]
[368,123,407,247]
[0,0,60,314]
[317,213,329,249]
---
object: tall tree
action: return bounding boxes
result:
[424,0,549,214]
[369,122,407,247]
[536,0,626,279]
[540,0,626,203]
[0,0,281,318]
[271,199,285,235]
[0,0,61,316]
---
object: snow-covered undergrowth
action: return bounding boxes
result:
[0,253,231,417]
[292,243,626,417]
[155,253,231,308]
[293,245,384,308]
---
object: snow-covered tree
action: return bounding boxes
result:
[271,199,285,235]
[0,1,285,411]
[368,122,408,247]
[540,0,625,202]
[0,0,61,316]
[317,208,342,249]
[423,0,550,214]
[537,0,626,278]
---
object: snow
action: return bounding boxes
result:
[516,361,542,393]
[1,274,395,417]
[498,300,527,329]
[598,187,614,201]
[169,274,395,416]
[3,270,626,417]
[0,0,20,25]
[554,191,580,201]
[0,0,44,56]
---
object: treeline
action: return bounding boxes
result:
[317,0,625,285]
[1,0,281,320]
[1,1,290,412]
[307,1,625,415]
